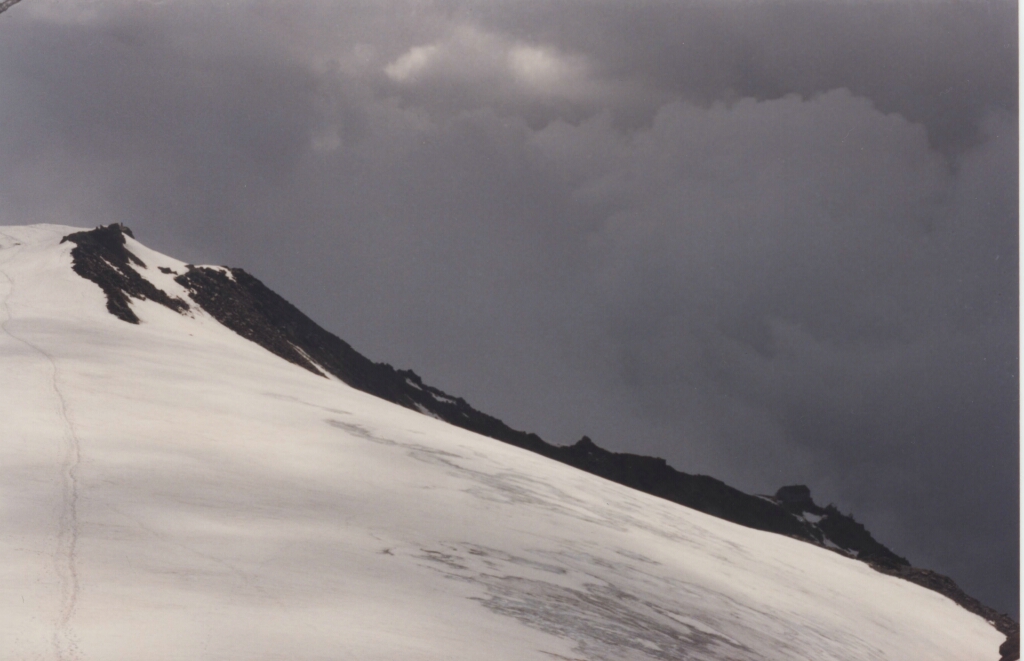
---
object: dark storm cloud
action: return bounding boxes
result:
[475,0,1016,151]
[0,0,1016,615]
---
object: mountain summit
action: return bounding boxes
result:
[1,224,1012,660]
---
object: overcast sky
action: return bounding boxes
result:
[0,0,1017,616]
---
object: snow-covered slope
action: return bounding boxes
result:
[51,225,927,572]
[0,224,1004,660]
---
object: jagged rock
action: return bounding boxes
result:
[60,224,189,324]
[775,485,814,510]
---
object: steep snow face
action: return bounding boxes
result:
[0,225,1003,660]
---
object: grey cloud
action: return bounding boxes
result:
[475,0,1017,152]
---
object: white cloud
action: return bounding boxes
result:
[384,44,438,82]
[507,45,588,93]
[382,23,596,103]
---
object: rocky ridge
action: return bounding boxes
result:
[61,224,1018,659]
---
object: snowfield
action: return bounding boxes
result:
[0,224,1003,660]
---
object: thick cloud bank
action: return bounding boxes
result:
[0,0,1016,614]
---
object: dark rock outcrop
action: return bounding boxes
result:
[1001,628,1020,661]
[60,224,189,324]
[771,484,909,566]
[548,442,816,544]
[775,484,814,508]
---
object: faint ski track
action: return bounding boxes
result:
[0,233,81,661]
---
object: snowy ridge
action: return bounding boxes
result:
[0,224,1009,660]
[60,226,910,566]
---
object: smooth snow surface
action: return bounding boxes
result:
[0,225,1002,660]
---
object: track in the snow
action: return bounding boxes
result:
[0,234,81,660]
